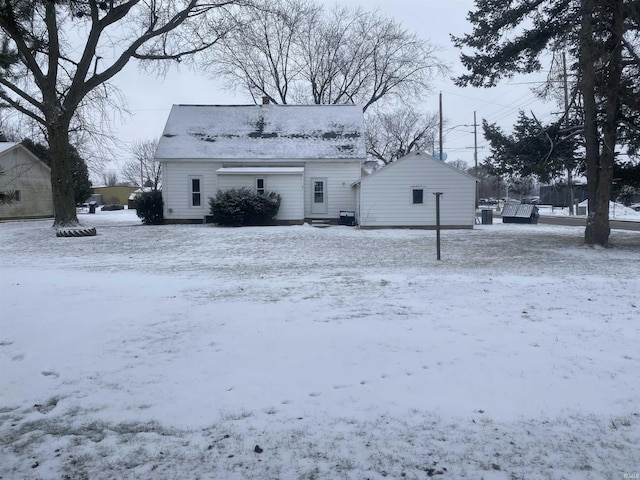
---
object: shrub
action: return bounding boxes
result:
[101,204,124,211]
[209,188,281,226]
[135,190,164,225]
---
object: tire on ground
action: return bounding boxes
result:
[56,227,97,237]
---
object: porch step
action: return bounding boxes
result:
[310,219,331,228]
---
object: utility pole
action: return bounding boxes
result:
[434,192,443,260]
[474,110,478,208]
[439,92,443,160]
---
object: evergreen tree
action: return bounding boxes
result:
[453,0,637,246]
[482,111,582,183]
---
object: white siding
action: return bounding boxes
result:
[359,153,476,228]
[162,158,361,222]
[303,162,360,219]
[162,160,220,221]
[0,147,53,219]
[217,173,304,221]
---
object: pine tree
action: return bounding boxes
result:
[453,0,636,246]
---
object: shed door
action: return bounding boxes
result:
[311,178,327,214]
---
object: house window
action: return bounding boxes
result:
[13,190,21,202]
[190,177,201,207]
[256,178,265,195]
[412,188,424,204]
[314,181,324,203]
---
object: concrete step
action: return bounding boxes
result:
[310,219,331,228]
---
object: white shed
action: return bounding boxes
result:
[354,151,477,228]
[0,143,53,220]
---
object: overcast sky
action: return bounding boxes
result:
[106,0,555,179]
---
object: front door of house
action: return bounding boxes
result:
[311,178,327,215]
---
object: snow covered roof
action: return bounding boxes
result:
[352,150,479,186]
[155,104,366,160]
[501,204,538,218]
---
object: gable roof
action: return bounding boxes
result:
[0,142,20,155]
[352,150,479,186]
[155,104,366,160]
[0,142,51,172]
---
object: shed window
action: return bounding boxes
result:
[256,178,265,195]
[190,178,201,207]
[412,188,424,204]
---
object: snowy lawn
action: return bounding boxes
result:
[1,209,639,479]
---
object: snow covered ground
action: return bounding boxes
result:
[1,209,639,479]
[538,201,640,221]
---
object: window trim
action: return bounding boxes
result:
[189,176,202,208]
[411,187,425,205]
[256,177,265,195]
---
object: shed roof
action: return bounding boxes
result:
[155,104,366,160]
[352,150,479,186]
[501,204,538,218]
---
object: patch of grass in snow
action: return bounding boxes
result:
[220,409,254,421]
[1,409,639,479]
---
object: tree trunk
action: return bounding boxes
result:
[48,125,79,227]
[584,0,623,246]
[580,0,621,247]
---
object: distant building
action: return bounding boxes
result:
[0,142,53,220]
[539,184,588,207]
[92,186,138,206]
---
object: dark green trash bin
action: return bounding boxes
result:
[481,209,493,225]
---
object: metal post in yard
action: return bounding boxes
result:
[434,192,443,260]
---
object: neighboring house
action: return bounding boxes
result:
[353,150,477,229]
[0,142,53,220]
[155,103,366,224]
[92,186,138,206]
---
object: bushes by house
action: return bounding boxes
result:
[135,190,164,225]
[209,188,281,226]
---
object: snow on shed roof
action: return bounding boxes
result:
[352,150,479,186]
[155,104,366,160]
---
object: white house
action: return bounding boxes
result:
[155,103,366,224]
[353,151,477,229]
[0,142,53,220]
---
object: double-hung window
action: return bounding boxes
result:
[190,177,202,207]
[256,178,265,195]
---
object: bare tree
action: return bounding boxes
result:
[210,0,319,104]
[121,139,161,190]
[366,105,438,164]
[206,0,446,111]
[102,171,119,187]
[0,0,243,229]
[447,159,469,171]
